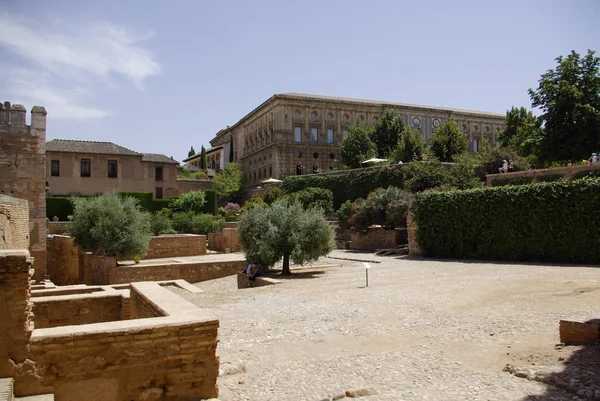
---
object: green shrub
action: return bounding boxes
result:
[262,186,287,205]
[349,187,409,231]
[46,197,74,221]
[150,212,173,235]
[412,178,600,264]
[241,197,268,212]
[403,161,451,193]
[203,189,218,215]
[284,187,334,213]
[149,199,172,213]
[70,194,152,258]
[119,192,154,211]
[169,191,206,213]
[171,212,224,234]
[281,165,404,209]
[491,176,534,187]
[536,174,564,183]
[481,147,529,175]
[336,200,354,230]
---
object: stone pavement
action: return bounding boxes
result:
[171,251,600,401]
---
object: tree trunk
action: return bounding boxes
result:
[281,253,291,276]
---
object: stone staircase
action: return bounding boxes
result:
[0,378,54,401]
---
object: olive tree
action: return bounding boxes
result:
[237,200,335,275]
[70,194,152,259]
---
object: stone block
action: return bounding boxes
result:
[559,319,600,345]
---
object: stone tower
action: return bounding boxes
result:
[0,102,47,281]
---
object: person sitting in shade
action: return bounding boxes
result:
[246,262,263,281]
[499,159,509,174]
[590,153,599,164]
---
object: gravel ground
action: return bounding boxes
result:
[171,251,600,401]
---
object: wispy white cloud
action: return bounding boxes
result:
[0,12,161,119]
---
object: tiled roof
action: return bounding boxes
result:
[142,153,179,164]
[46,139,141,156]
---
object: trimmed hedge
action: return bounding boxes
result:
[203,189,218,215]
[412,178,600,264]
[572,169,600,180]
[46,197,75,221]
[281,165,404,209]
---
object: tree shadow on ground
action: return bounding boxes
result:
[265,270,326,280]
[519,341,600,400]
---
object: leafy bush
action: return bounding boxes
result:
[482,147,529,175]
[336,200,354,230]
[242,196,268,212]
[536,174,564,183]
[70,194,152,258]
[150,212,174,235]
[284,187,334,213]
[261,186,287,205]
[169,191,206,213]
[403,161,450,193]
[171,211,224,234]
[349,187,409,231]
[281,165,405,209]
[412,178,600,264]
[119,192,154,211]
[448,155,484,190]
[238,199,335,275]
[572,169,600,180]
[491,176,534,187]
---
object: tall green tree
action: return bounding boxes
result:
[340,119,377,168]
[237,200,335,275]
[390,127,425,163]
[188,146,196,157]
[430,120,468,162]
[498,106,543,157]
[200,146,207,170]
[212,162,245,202]
[229,136,234,163]
[371,109,405,158]
[529,49,600,162]
[70,194,152,260]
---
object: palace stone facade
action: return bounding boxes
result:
[208,93,506,186]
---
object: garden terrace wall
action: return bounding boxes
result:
[18,281,220,400]
[33,290,127,329]
[207,228,240,253]
[145,234,207,259]
[46,235,79,285]
[412,178,600,263]
[350,227,407,250]
[46,220,71,235]
[485,163,600,187]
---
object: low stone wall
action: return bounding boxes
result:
[107,259,246,285]
[146,234,207,259]
[485,163,600,186]
[207,228,240,253]
[350,227,406,250]
[207,232,222,251]
[19,282,220,400]
[46,235,79,286]
[46,221,71,235]
[33,291,126,329]
[80,252,117,286]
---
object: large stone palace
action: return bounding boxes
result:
[194,93,506,186]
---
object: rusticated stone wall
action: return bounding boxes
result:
[0,103,47,281]
[0,250,34,378]
[33,291,125,329]
[0,195,30,251]
[145,234,207,259]
[46,235,79,285]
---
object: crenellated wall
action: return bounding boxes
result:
[0,102,47,281]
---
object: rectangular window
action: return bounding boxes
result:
[80,159,91,177]
[311,128,318,142]
[269,166,272,177]
[294,126,302,142]
[108,160,118,178]
[343,129,349,139]
[253,171,256,182]
[50,160,60,177]
[473,139,479,153]
[327,129,334,144]
[155,187,163,199]
[263,168,266,178]
[155,166,163,181]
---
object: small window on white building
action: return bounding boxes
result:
[327,129,334,144]
[473,139,479,153]
[311,128,318,142]
[294,126,302,142]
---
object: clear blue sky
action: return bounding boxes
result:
[1,0,598,162]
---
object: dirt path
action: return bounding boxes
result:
[173,251,600,401]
